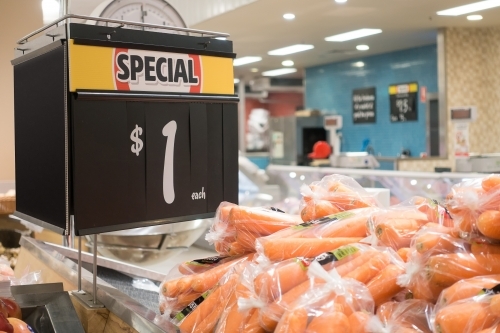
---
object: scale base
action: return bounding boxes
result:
[71,290,104,308]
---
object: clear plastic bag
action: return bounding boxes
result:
[445,175,500,239]
[367,197,449,251]
[271,261,375,333]
[159,253,253,317]
[398,227,500,303]
[367,299,434,333]
[173,264,243,333]
[437,274,500,307]
[205,202,302,256]
[299,174,381,223]
[432,294,500,333]
[255,207,377,262]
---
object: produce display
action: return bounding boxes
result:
[159,174,500,333]
[0,297,30,333]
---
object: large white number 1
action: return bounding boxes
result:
[162,121,177,204]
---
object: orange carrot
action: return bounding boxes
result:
[344,252,390,284]
[490,295,500,317]
[377,301,398,324]
[477,326,499,333]
[472,243,500,255]
[230,207,302,235]
[191,254,251,293]
[477,211,500,240]
[349,312,370,333]
[162,275,194,298]
[262,237,363,262]
[244,309,266,333]
[234,231,261,251]
[482,175,500,192]
[275,308,308,333]
[261,280,320,332]
[367,264,405,307]
[298,212,371,238]
[254,261,309,302]
[178,274,237,333]
[422,223,459,237]
[434,301,497,333]
[376,219,423,249]
[337,250,379,276]
[397,248,411,262]
[426,254,500,288]
[409,274,442,303]
[177,291,202,308]
[227,242,250,256]
[439,275,500,305]
[414,233,460,254]
[301,200,341,222]
[306,312,351,333]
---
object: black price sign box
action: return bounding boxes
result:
[352,87,376,124]
[389,82,418,122]
[12,23,238,235]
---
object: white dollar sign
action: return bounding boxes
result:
[130,124,143,156]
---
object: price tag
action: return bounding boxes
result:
[389,82,418,122]
[71,99,238,235]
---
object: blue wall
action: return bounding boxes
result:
[305,45,438,157]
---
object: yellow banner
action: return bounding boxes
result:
[68,40,234,95]
[389,82,418,95]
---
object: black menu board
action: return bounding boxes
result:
[352,87,376,124]
[389,82,418,122]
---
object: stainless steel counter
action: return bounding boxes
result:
[20,236,178,333]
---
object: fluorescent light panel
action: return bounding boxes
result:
[233,56,262,66]
[262,68,297,76]
[325,28,382,42]
[268,44,314,56]
[437,0,500,16]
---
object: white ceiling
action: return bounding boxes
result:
[190,0,500,80]
[70,0,500,80]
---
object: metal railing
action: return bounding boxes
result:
[17,14,229,45]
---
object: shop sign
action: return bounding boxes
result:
[352,87,376,124]
[68,40,234,95]
[389,82,418,122]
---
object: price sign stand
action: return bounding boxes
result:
[12,16,238,309]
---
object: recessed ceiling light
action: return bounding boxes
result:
[215,37,227,40]
[283,13,295,20]
[437,0,500,16]
[325,29,382,42]
[268,44,314,56]
[262,68,298,76]
[335,0,347,3]
[282,60,295,67]
[467,14,483,20]
[250,68,259,73]
[356,44,370,51]
[234,78,240,84]
[352,61,365,68]
[233,56,262,66]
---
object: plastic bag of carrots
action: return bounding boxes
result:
[240,243,405,331]
[205,202,302,256]
[159,254,253,317]
[367,196,456,251]
[261,261,375,333]
[366,299,434,333]
[255,207,377,262]
[432,294,500,333]
[445,175,500,238]
[437,274,500,307]
[398,226,500,303]
[299,174,381,223]
[172,262,250,333]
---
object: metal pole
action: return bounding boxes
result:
[93,234,98,305]
[61,0,69,17]
[238,79,246,156]
[77,236,82,292]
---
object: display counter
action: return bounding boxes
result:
[266,164,484,203]
[16,236,177,333]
